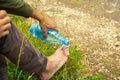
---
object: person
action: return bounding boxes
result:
[0,0,69,80]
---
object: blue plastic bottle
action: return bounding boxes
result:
[29,23,70,45]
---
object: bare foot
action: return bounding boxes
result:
[40,45,69,80]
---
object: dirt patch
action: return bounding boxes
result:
[60,0,120,21]
[26,0,120,79]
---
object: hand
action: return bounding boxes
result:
[39,15,58,38]
[32,10,58,38]
[0,10,11,38]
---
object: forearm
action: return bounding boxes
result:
[0,0,33,18]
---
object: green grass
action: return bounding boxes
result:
[7,15,84,80]
[83,75,107,80]
[7,15,107,80]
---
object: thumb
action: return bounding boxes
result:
[40,23,47,39]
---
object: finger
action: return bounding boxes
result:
[2,23,11,31]
[0,10,7,19]
[0,17,11,26]
[48,24,58,32]
[0,30,9,38]
[40,24,47,39]
[0,23,11,33]
[53,27,58,32]
[2,17,11,24]
[43,28,47,39]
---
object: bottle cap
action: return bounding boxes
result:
[63,40,70,45]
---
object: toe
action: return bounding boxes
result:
[62,45,69,56]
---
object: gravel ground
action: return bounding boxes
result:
[26,0,120,79]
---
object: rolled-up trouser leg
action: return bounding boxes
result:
[0,22,47,74]
[0,54,8,80]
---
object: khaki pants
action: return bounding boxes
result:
[0,22,47,80]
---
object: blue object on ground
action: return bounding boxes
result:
[29,23,70,45]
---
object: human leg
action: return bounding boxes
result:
[0,22,69,80]
[0,54,8,80]
[0,22,47,73]
[40,45,69,80]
